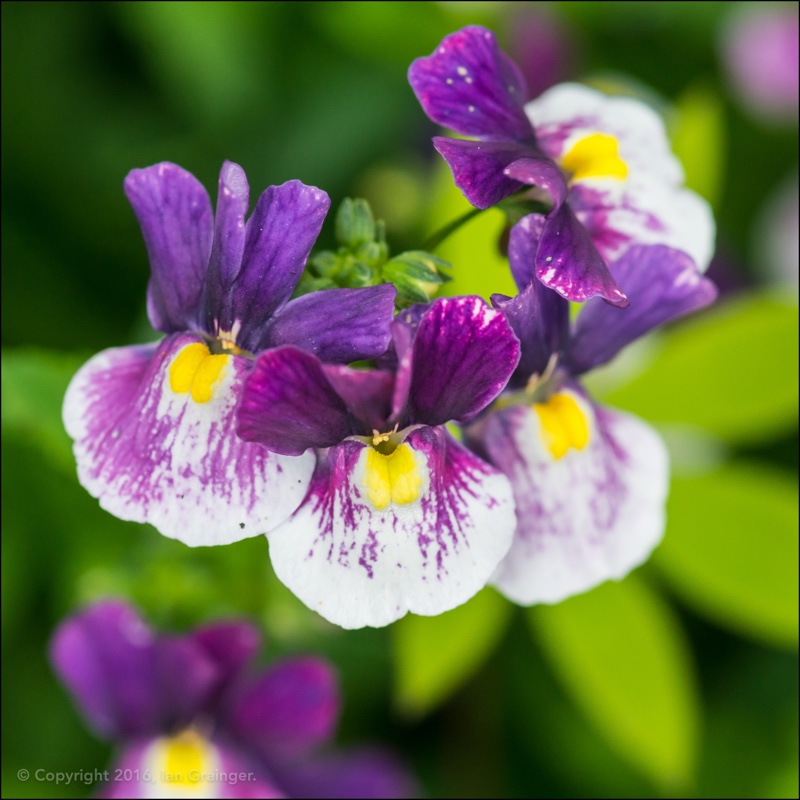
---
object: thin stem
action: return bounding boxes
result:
[422,207,484,251]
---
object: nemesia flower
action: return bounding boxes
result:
[408,26,715,306]
[63,161,396,546]
[50,600,415,799]
[237,296,521,629]
[466,223,717,604]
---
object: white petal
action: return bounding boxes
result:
[63,334,315,546]
[267,428,516,629]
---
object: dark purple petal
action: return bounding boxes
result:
[124,163,212,333]
[492,254,569,382]
[275,748,416,799]
[568,245,718,374]
[229,657,340,760]
[433,138,529,209]
[257,284,396,362]
[49,600,217,739]
[322,365,395,433]
[508,213,546,289]
[408,26,534,141]
[399,297,520,428]
[504,155,568,209]
[202,161,250,336]
[536,202,629,306]
[232,181,330,352]
[237,347,360,455]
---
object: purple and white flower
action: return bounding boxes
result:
[63,162,396,546]
[50,600,415,799]
[237,296,521,629]
[408,26,715,306]
[466,224,717,604]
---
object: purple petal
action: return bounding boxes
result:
[49,600,217,739]
[408,26,534,141]
[63,335,315,545]
[504,155,568,209]
[124,163,212,333]
[400,296,520,428]
[237,347,360,456]
[433,137,529,209]
[507,213,546,289]
[474,396,668,605]
[275,748,416,799]
[536,202,629,306]
[568,245,718,374]
[265,428,516,629]
[258,284,396,362]
[322,365,395,433]
[201,161,250,336]
[229,657,340,761]
[232,181,330,352]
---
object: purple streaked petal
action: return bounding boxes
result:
[536,201,628,306]
[63,335,314,545]
[202,161,250,336]
[232,181,330,352]
[408,26,534,141]
[475,396,668,604]
[49,601,217,739]
[237,346,360,455]
[322,365,395,434]
[400,296,520,428]
[275,748,416,800]
[257,284,396,362]
[507,213,546,289]
[228,657,339,760]
[124,163,212,333]
[504,155,568,209]
[266,427,516,629]
[568,245,718,374]
[433,137,529,209]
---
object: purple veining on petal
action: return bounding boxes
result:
[567,245,718,374]
[504,155,568,209]
[408,25,534,142]
[507,212,547,290]
[124,163,212,333]
[258,284,396,363]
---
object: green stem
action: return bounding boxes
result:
[421,207,484,251]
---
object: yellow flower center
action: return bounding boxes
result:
[561,132,628,182]
[363,443,423,510]
[169,343,229,404]
[146,728,218,796]
[533,392,590,460]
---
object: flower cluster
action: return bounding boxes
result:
[64,25,716,630]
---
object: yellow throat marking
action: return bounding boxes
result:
[363,443,423,510]
[562,132,628,182]
[533,392,590,460]
[157,729,213,789]
[169,342,228,403]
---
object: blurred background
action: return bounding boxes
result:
[2,2,797,797]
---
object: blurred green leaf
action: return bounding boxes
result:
[392,587,511,717]
[671,82,726,208]
[1,349,87,474]
[530,575,699,790]
[602,295,799,443]
[656,461,798,648]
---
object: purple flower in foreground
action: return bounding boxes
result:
[236,296,520,629]
[408,26,715,306]
[63,162,396,546]
[50,600,415,799]
[466,228,717,604]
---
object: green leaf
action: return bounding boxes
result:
[392,587,511,717]
[601,295,799,444]
[530,576,699,790]
[1,348,88,474]
[656,461,798,648]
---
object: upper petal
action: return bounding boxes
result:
[63,335,315,545]
[408,25,534,141]
[476,393,668,605]
[266,428,516,629]
[258,284,396,363]
[233,181,330,352]
[568,245,718,374]
[400,296,521,428]
[124,163,213,333]
[237,346,361,456]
